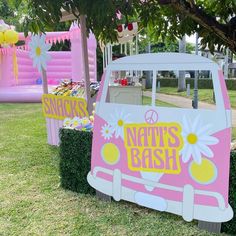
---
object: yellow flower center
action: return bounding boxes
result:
[187,133,198,144]
[117,119,124,127]
[105,130,109,134]
[35,47,41,56]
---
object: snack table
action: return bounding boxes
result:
[108,85,142,105]
[43,80,99,146]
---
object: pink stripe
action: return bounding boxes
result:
[52,119,57,145]
[46,118,52,144]
[55,119,60,146]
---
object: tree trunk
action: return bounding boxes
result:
[224,48,229,79]
[80,15,92,115]
[178,36,186,92]
[145,42,152,88]
[42,67,48,94]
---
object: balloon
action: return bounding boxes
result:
[117,25,123,32]
[36,77,42,85]
[4,30,19,44]
[127,23,133,31]
[0,32,4,44]
[0,23,9,32]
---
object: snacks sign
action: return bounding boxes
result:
[42,94,88,120]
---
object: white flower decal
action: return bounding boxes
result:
[63,118,72,128]
[29,34,51,73]
[101,124,113,140]
[109,110,131,138]
[71,117,81,128]
[180,116,219,164]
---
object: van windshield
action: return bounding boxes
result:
[103,69,217,110]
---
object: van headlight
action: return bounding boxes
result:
[101,143,120,165]
[189,158,217,185]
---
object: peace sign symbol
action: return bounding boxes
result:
[145,109,158,124]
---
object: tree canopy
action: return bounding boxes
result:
[0,0,27,31]
[9,0,236,53]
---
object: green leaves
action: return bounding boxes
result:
[7,0,236,52]
[7,0,24,9]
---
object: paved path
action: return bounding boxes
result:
[143,91,236,127]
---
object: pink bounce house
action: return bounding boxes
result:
[0,22,97,102]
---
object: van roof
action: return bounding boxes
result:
[111,53,215,65]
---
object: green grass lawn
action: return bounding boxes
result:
[142,96,178,107]
[157,87,236,109]
[0,103,230,235]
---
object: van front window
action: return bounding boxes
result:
[104,69,216,110]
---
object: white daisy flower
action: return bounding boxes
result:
[101,124,113,140]
[29,34,51,73]
[71,117,82,129]
[180,116,219,164]
[63,118,72,128]
[109,110,131,138]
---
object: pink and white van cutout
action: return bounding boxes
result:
[87,53,233,223]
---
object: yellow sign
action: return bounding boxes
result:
[42,94,88,120]
[124,123,183,174]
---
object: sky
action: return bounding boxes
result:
[186,33,197,45]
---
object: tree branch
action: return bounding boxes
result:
[157,0,236,52]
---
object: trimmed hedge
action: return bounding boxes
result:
[225,79,236,90]
[59,128,95,195]
[59,128,235,233]
[222,151,236,235]
[147,78,236,90]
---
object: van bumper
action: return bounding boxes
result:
[87,171,233,223]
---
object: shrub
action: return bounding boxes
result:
[59,128,95,195]
[226,79,236,90]
[222,151,236,235]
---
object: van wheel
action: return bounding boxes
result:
[96,190,112,202]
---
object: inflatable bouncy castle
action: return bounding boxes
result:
[0,21,97,102]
